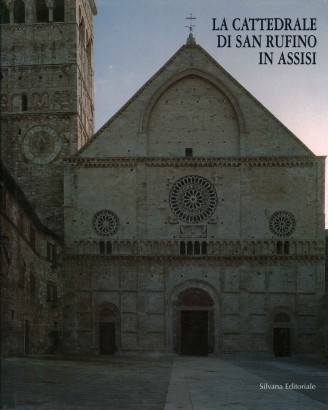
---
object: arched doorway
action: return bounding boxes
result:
[173,287,215,356]
[273,312,291,357]
[96,303,120,355]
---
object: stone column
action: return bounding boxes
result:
[5,0,14,24]
[46,0,54,22]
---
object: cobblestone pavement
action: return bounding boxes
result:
[1,354,328,410]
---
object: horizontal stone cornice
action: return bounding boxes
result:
[1,64,77,70]
[65,254,324,264]
[68,156,319,168]
[0,22,74,32]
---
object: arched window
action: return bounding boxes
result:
[201,241,207,255]
[180,241,186,255]
[99,241,105,255]
[187,241,193,255]
[106,241,112,255]
[13,0,25,23]
[194,241,200,255]
[53,0,64,22]
[47,281,58,303]
[0,3,10,24]
[22,94,28,111]
[36,0,48,22]
[276,241,283,255]
[284,241,290,255]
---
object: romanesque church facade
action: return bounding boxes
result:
[0,0,326,356]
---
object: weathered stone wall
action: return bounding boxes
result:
[64,42,325,355]
[63,257,324,354]
[81,45,312,158]
[1,3,323,356]
[0,169,64,356]
[0,0,96,236]
[65,159,325,244]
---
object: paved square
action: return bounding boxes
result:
[1,355,328,409]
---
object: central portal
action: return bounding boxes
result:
[172,287,215,354]
[181,310,208,356]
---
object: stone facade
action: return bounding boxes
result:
[0,3,325,356]
[63,40,325,355]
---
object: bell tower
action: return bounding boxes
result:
[0,0,97,236]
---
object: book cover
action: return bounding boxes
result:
[1,1,327,409]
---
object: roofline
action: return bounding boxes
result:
[78,42,317,158]
[75,44,189,155]
[194,44,315,157]
[140,68,246,134]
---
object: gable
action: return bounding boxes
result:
[147,75,240,157]
[78,43,313,158]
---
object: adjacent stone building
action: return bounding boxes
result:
[0,164,63,355]
[0,0,96,236]
[0,2,326,356]
[0,0,96,355]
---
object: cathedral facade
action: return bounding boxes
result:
[0,1,326,356]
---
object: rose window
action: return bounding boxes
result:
[93,210,119,236]
[269,211,295,237]
[169,175,218,223]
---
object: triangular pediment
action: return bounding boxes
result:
[77,42,313,159]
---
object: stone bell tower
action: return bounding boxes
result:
[0,0,97,236]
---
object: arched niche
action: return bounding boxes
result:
[141,69,245,157]
[270,307,295,357]
[95,302,121,354]
[166,280,221,354]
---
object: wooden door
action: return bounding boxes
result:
[273,327,291,357]
[99,322,115,355]
[181,310,208,356]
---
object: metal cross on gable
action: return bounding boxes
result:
[185,13,196,33]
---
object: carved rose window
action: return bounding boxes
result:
[269,211,295,237]
[93,210,119,236]
[169,175,218,224]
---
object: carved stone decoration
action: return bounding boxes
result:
[180,225,207,238]
[169,175,218,224]
[31,92,49,110]
[269,211,296,237]
[22,125,62,165]
[92,210,120,236]
[54,91,70,111]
